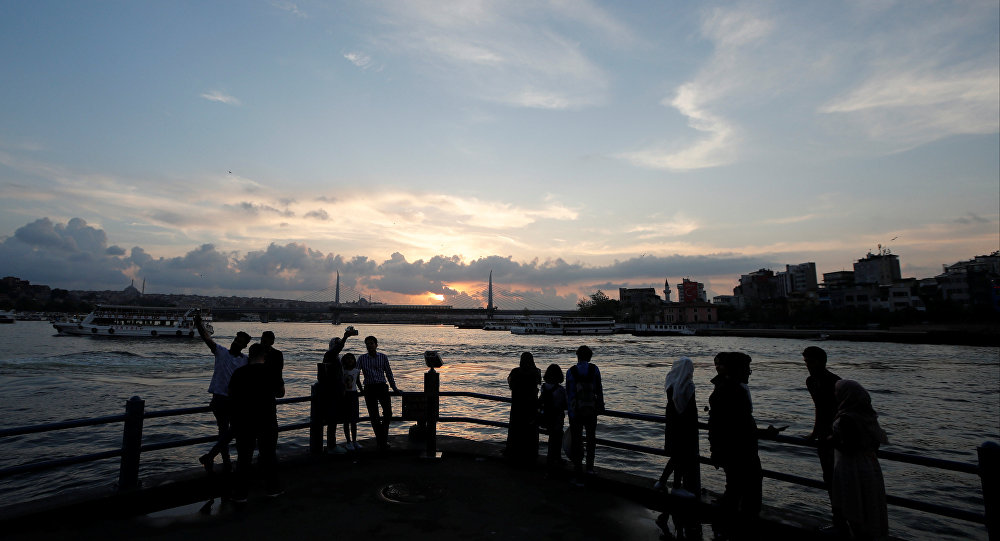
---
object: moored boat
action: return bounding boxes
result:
[0,311,15,324]
[509,317,557,335]
[544,317,615,335]
[52,305,213,338]
[630,323,695,336]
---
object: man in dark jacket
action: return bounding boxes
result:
[708,352,780,539]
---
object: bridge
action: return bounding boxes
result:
[210,271,577,323]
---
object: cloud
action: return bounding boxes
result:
[954,213,990,225]
[344,52,372,69]
[271,1,307,18]
[369,1,623,109]
[619,8,773,171]
[304,209,330,220]
[200,91,242,106]
[0,217,784,307]
[820,67,999,148]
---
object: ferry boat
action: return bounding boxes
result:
[630,323,695,336]
[509,317,557,335]
[0,311,14,324]
[52,305,213,338]
[544,317,615,335]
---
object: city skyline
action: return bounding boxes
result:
[1,2,997,308]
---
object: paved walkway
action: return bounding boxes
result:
[5,436,666,541]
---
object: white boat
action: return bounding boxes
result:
[0,311,15,324]
[544,317,616,335]
[630,323,695,336]
[510,317,557,335]
[52,305,213,338]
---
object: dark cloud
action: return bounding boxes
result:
[235,201,295,218]
[954,212,990,224]
[304,209,330,220]
[0,217,778,307]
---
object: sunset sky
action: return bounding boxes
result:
[1,1,997,308]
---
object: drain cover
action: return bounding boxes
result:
[380,482,444,504]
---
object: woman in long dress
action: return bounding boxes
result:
[655,357,702,539]
[830,379,889,540]
[505,351,541,464]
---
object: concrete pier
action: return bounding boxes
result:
[2,435,842,541]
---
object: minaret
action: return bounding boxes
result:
[335,271,341,305]
[663,278,672,303]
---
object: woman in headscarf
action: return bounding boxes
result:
[830,379,889,540]
[654,357,702,539]
[505,351,542,464]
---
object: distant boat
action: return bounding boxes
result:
[544,317,615,335]
[510,317,558,335]
[630,323,695,336]
[52,305,213,338]
[0,311,15,324]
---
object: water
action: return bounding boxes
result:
[0,321,996,539]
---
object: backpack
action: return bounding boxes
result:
[570,364,597,417]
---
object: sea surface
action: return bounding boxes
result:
[0,320,996,540]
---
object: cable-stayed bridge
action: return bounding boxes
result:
[296,271,567,312]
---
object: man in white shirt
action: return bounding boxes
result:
[195,311,251,472]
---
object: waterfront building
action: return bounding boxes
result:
[676,278,707,303]
[734,269,781,305]
[854,250,901,285]
[935,251,1000,309]
[663,301,716,325]
[618,287,663,323]
[784,262,818,293]
[712,295,744,308]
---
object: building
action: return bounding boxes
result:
[784,262,818,293]
[935,251,1000,309]
[663,302,717,325]
[854,250,901,285]
[618,287,663,323]
[676,278,707,303]
[734,269,781,305]
[712,295,745,308]
[822,271,855,289]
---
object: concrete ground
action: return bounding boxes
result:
[4,435,667,541]
[2,434,838,541]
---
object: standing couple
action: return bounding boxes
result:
[320,330,400,452]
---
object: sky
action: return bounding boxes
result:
[0,1,997,309]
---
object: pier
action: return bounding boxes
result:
[0,374,996,539]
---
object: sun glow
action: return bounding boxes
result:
[429,293,445,302]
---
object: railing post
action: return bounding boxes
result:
[979,441,999,540]
[309,383,324,455]
[118,395,144,491]
[425,368,440,458]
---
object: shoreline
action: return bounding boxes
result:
[694,326,1000,347]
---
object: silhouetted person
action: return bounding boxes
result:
[655,356,702,540]
[803,345,842,526]
[230,343,285,501]
[195,312,249,472]
[538,363,567,475]
[260,330,285,396]
[319,329,355,453]
[358,335,399,450]
[566,345,604,484]
[505,352,541,464]
[708,352,781,539]
[830,380,889,540]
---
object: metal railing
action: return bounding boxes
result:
[0,384,996,538]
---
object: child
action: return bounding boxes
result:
[538,363,567,474]
[341,353,362,450]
